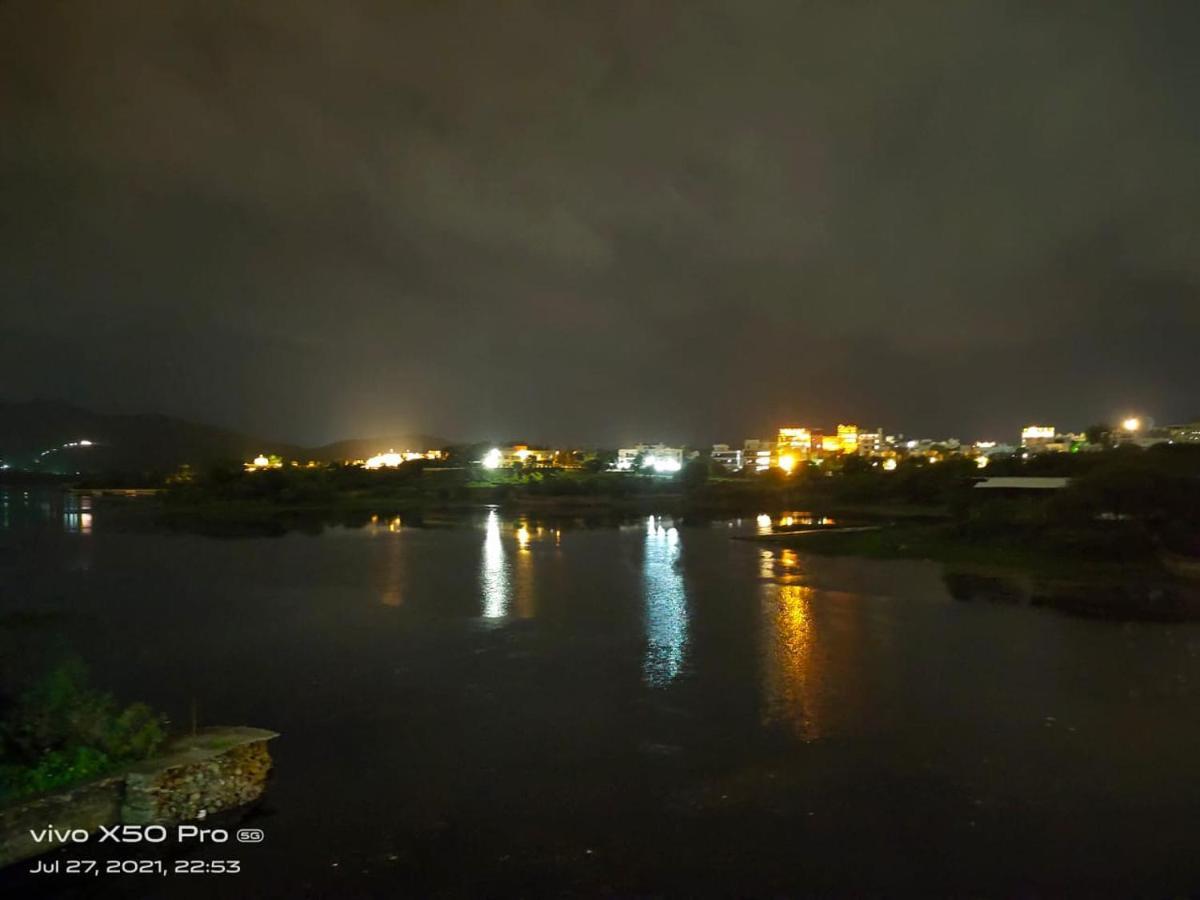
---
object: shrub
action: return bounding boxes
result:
[0,660,168,801]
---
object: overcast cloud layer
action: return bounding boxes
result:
[3,0,1198,445]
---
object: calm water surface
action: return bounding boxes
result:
[1,491,1198,897]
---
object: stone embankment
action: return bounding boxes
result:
[0,726,277,868]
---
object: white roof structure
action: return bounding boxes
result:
[974,477,1070,490]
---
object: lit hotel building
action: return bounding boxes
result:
[743,438,777,473]
[710,444,744,472]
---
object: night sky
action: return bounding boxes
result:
[3,1,1198,446]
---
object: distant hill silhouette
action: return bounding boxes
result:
[0,400,446,475]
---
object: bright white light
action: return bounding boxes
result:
[482,448,502,469]
[882,458,898,471]
[653,458,681,473]
[1122,417,1141,432]
[515,448,530,461]
[976,455,989,469]
[365,450,404,469]
[252,455,269,468]
[78,440,93,446]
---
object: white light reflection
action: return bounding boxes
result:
[642,516,689,687]
[481,509,509,618]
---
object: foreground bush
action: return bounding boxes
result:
[0,660,168,801]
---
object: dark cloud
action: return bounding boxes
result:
[3,0,1198,444]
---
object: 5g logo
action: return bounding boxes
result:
[236,828,265,843]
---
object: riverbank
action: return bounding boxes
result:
[755,521,1200,621]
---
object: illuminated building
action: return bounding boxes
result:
[1020,425,1056,452]
[480,444,556,469]
[773,425,875,465]
[616,444,684,474]
[504,444,555,466]
[973,441,1015,463]
[245,453,282,471]
[742,438,776,473]
[363,448,444,469]
[855,428,885,456]
[1168,420,1200,444]
[836,424,858,454]
[1021,426,1086,454]
[365,450,403,469]
[710,444,744,472]
[776,427,813,460]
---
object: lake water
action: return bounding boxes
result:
[2,490,1199,897]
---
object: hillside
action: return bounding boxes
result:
[0,400,303,474]
[0,400,448,476]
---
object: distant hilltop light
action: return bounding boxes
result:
[1121,417,1141,432]
[39,439,98,457]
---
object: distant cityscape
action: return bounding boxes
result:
[240,415,1200,475]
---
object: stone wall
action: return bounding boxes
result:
[0,726,277,868]
[123,728,275,825]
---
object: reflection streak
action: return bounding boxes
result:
[482,509,509,618]
[643,516,689,687]
[762,583,822,739]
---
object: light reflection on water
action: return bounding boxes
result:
[513,518,535,619]
[756,511,838,535]
[642,515,689,687]
[482,509,508,618]
[480,510,537,619]
[761,582,822,739]
[380,534,404,607]
[5,498,1200,895]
